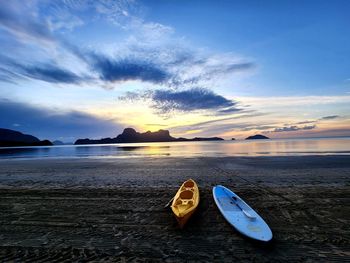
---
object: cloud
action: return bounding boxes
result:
[0,99,122,141]
[241,125,277,131]
[284,116,341,127]
[89,54,169,84]
[145,123,168,127]
[0,0,255,90]
[120,88,241,115]
[272,125,316,133]
[18,63,83,84]
[320,115,339,120]
[65,40,254,87]
[241,96,350,107]
[0,0,124,42]
[296,120,316,125]
[173,61,254,87]
[0,55,84,84]
[0,66,24,84]
[0,1,54,43]
[169,112,264,133]
[71,45,254,88]
[151,88,239,113]
[218,107,243,114]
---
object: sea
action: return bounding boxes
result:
[0,137,350,160]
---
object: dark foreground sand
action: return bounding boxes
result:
[0,156,349,262]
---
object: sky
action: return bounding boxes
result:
[0,0,349,142]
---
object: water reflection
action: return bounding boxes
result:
[0,146,52,158]
[73,145,171,157]
[0,138,349,159]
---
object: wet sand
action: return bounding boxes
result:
[0,156,349,262]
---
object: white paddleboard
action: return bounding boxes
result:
[213,185,273,242]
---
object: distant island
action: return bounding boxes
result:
[75,128,224,145]
[0,128,52,147]
[245,134,270,140]
[53,140,64,145]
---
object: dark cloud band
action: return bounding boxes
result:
[0,99,121,141]
[89,54,169,84]
[19,64,82,84]
[273,125,316,132]
[0,55,83,84]
[120,87,241,115]
[321,115,339,120]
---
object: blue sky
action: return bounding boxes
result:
[0,0,349,141]
[145,0,350,95]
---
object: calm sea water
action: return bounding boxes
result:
[0,138,349,160]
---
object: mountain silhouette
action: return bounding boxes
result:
[245,134,270,140]
[75,128,224,145]
[0,128,53,147]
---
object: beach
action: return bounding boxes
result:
[0,156,349,262]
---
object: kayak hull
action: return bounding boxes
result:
[213,185,273,242]
[175,209,195,228]
[171,179,200,228]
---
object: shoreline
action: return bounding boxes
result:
[1,152,350,161]
[1,137,350,160]
[0,156,349,261]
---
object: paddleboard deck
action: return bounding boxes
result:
[213,185,273,242]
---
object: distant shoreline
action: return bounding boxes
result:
[74,127,225,145]
[2,136,350,148]
[1,136,350,161]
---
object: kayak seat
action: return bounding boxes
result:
[183,181,195,188]
[180,190,194,199]
[174,190,194,206]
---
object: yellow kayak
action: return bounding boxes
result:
[171,179,200,228]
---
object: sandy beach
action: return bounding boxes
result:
[0,156,349,262]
